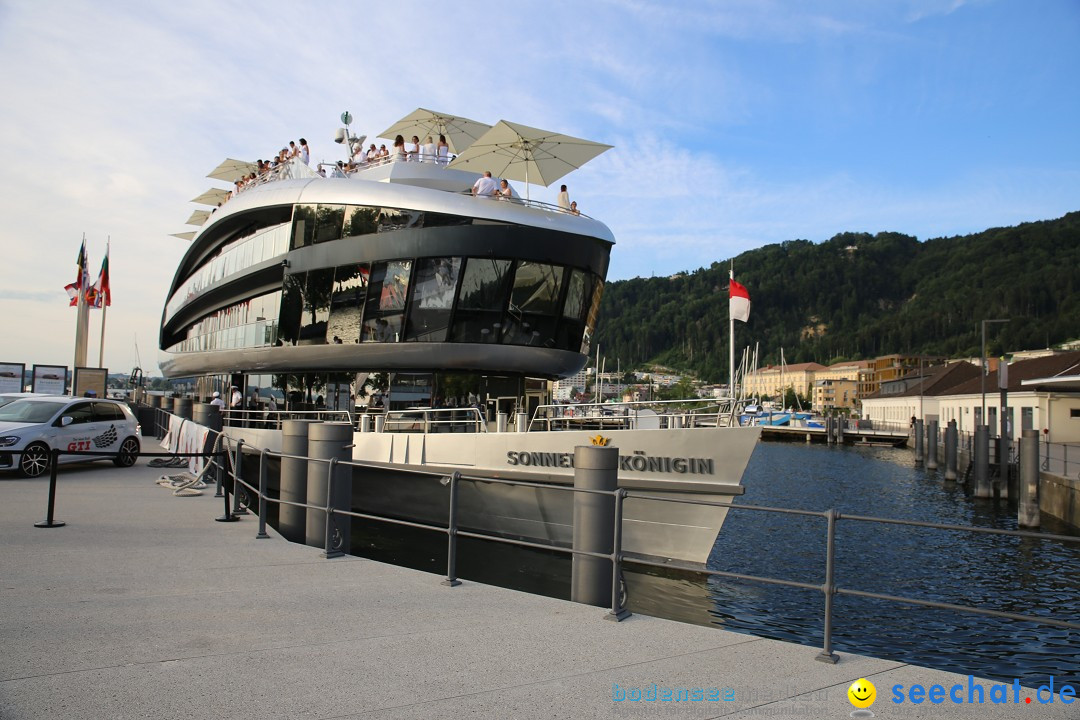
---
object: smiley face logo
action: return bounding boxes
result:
[848,678,876,709]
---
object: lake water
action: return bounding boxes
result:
[345,441,1080,687]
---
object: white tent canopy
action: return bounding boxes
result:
[378,108,492,155]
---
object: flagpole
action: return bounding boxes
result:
[73,235,90,375]
[97,239,109,368]
[729,265,735,401]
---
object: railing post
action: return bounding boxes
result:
[944,420,958,481]
[926,419,939,470]
[815,508,839,664]
[34,448,66,528]
[606,488,631,621]
[1018,430,1040,528]
[442,472,462,587]
[215,446,238,523]
[232,439,248,515]
[914,419,924,464]
[974,425,992,498]
[256,449,269,539]
[322,457,343,558]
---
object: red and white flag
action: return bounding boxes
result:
[729,278,750,323]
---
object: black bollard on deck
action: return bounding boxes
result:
[34,448,66,528]
[571,445,618,608]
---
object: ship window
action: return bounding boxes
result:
[298,269,334,345]
[326,264,369,344]
[361,261,412,343]
[501,262,564,347]
[581,277,604,355]
[277,274,305,345]
[344,206,378,237]
[450,258,512,343]
[555,269,594,351]
[314,205,346,244]
[291,204,316,249]
[377,208,422,233]
[424,212,472,228]
[404,258,462,342]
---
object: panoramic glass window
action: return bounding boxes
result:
[327,264,369,344]
[555,269,593,351]
[502,262,564,346]
[278,274,305,345]
[404,257,462,342]
[314,205,346,244]
[298,269,334,345]
[344,206,378,237]
[450,258,512,343]
[361,260,412,343]
[291,204,316,249]
[377,208,422,233]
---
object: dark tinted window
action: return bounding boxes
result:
[344,206,378,237]
[277,274,305,345]
[291,204,315,249]
[451,259,512,343]
[404,258,461,342]
[93,402,126,421]
[327,264,368,344]
[377,208,422,232]
[503,262,564,346]
[556,269,594,351]
[298,269,334,345]
[361,261,412,343]
[314,205,346,244]
[63,402,94,425]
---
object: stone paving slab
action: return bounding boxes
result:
[1,461,1075,719]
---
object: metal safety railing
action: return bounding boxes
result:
[211,435,1080,663]
[529,398,742,432]
[381,406,486,434]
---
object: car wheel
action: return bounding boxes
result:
[113,437,140,467]
[20,443,51,478]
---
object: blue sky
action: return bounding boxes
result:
[0,0,1076,373]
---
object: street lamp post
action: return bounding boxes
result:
[980,318,1009,424]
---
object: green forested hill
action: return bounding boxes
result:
[596,211,1080,382]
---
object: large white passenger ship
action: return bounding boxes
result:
[160,110,761,564]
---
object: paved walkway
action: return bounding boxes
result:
[1,462,1074,719]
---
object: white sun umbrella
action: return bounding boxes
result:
[170,231,196,241]
[207,158,257,182]
[378,108,492,155]
[190,188,230,206]
[447,120,612,200]
[185,209,211,226]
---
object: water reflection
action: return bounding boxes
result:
[340,441,1080,686]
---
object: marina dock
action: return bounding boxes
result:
[2,462,1073,719]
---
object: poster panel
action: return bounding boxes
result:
[0,362,24,393]
[32,365,67,395]
[73,367,108,399]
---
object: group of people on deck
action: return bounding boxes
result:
[224,138,311,201]
[350,134,452,168]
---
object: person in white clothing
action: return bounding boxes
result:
[472,171,498,197]
[436,134,450,165]
[210,391,224,408]
[406,135,420,161]
[556,184,570,211]
[420,136,436,163]
[299,138,310,165]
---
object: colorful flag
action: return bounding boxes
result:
[90,247,111,308]
[729,278,750,323]
[67,239,90,307]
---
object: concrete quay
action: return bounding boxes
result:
[1,461,1075,719]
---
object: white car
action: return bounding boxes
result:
[0,396,141,477]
